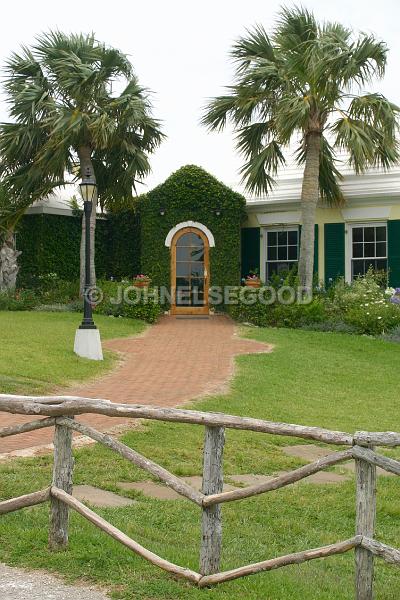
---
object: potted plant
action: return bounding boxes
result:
[133,274,151,288]
[245,269,261,288]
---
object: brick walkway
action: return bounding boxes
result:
[0,315,272,454]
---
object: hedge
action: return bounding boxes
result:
[17,210,140,286]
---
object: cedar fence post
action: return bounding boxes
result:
[49,417,74,550]
[199,425,225,575]
[354,432,377,600]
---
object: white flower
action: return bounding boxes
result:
[378,316,382,320]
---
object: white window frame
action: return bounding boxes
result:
[345,221,388,283]
[261,225,300,282]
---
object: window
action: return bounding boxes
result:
[266,228,299,280]
[351,224,387,279]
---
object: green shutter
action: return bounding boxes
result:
[324,223,345,286]
[299,224,319,273]
[388,220,400,287]
[241,227,260,278]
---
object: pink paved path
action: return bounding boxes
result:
[0,315,272,454]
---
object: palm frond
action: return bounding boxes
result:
[331,116,376,173]
[0,31,163,208]
[240,140,285,195]
[274,6,318,52]
[231,24,275,73]
[201,94,239,131]
[318,137,344,205]
[235,121,275,159]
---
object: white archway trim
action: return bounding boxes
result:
[164,221,215,247]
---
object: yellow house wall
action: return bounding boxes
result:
[245,203,400,284]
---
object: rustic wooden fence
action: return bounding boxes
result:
[1,394,400,597]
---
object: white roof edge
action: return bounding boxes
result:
[26,205,75,217]
[245,168,400,209]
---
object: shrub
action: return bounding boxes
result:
[328,271,400,335]
[382,325,400,343]
[94,280,162,324]
[301,320,357,334]
[228,288,327,328]
[229,270,400,336]
[0,289,40,311]
[36,274,80,304]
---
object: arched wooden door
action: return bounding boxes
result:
[171,227,209,315]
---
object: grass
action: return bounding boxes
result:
[0,324,400,599]
[0,311,145,394]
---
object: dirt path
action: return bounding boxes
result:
[0,564,109,600]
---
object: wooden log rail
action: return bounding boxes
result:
[1,394,400,597]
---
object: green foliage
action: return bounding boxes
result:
[328,274,400,335]
[382,325,400,343]
[106,206,141,278]
[34,274,80,304]
[16,212,139,285]
[203,7,399,198]
[141,165,246,294]
[229,270,400,335]
[0,32,163,208]
[94,280,162,324]
[229,291,327,328]
[0,289,40,311]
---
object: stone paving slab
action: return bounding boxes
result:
[230,471,348,486]
[0,564,109,600]
[116,468,349,500]
[117,476,237,500]
[282,444,395,477]
[73,485,137,508]
[0,315,272,454]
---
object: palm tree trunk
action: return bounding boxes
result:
[78,146,97,295]
[298,132,321,293]
[0,229,21,292]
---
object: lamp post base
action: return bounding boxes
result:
[74,328,103,361]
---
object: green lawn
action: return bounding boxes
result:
[0,311,145,394]
[0,324,399,599]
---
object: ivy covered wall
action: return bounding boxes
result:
[16,166,245,292]
[140,165,246,289]
[17,211,140,285]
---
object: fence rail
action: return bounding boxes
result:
[0,394,399,597]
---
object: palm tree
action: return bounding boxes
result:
[0,31,164,290]
[202,7,399,292]
[0,183,23,291]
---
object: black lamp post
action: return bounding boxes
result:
[79,167,97,330]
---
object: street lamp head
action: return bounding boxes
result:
[79,166,97,204]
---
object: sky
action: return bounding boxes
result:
[0,0,399,195]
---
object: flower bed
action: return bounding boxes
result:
[229,270,400,337]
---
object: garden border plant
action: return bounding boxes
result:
[229,269,400,336]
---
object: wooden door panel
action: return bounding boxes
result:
[170,227,209,315]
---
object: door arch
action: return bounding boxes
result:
[171,227,210,315]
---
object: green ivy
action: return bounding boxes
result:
[140,165,246,297]
[16,166,245,307]
[16,211,140,286]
